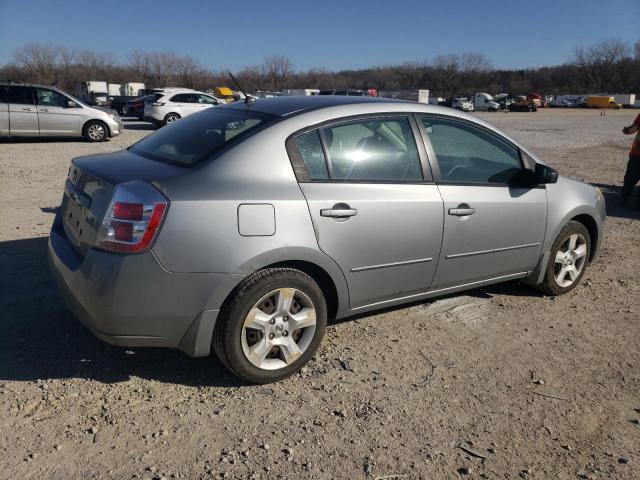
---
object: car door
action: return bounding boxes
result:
[292,115,444,309]
[7,85,39,135]
[417,114,547,290]
[0,85,9,135]
[172,93,200,117]
[34,87,84,136]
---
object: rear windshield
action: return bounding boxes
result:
[129,108,275,166]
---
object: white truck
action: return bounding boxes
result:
[122,82,146,97]
[613,94,636,108]
[108,83,122,96]
[473,92,500,111]
[378,89,429,104]
[281,89,320,96]
[73,81,109,105]
[451,97,474,111]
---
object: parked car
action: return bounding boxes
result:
[318,89,373,96]
[451,97,474,111]
[143,89,223,126]
[509,96,538,112]
[123,95,149,120]
[1,81,122,142]
[48,96,605,383]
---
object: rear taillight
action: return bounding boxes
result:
[152,102,165,106]
[96,182,168,254]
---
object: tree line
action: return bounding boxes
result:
[1,38,639,97]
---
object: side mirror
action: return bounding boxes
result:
[535,163,558,184]
[66,100,77,108]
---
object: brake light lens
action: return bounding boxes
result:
[96,183,168,254]
[152,102,165,106]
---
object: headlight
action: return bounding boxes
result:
[108,112,118,121]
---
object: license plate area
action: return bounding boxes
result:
[62,194,86,247]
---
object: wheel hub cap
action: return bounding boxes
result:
[553,233,587,288]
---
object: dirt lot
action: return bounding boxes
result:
[1,109,639,480]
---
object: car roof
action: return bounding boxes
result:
[219,95,408,117]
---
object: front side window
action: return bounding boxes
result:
[129,108,274,166]
[320,117,423,182]
[198,94,218,104]
[7,86,34,105]
[421,116,522,184]
[35,88,69,107]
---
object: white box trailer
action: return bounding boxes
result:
[281,89,320,96]
[378,89,429,104]
[108,83,121,96]
[613,94,636,107]
[123,82,146,97]
[73,81,108,105]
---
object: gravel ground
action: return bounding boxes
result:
[1,110,639,480]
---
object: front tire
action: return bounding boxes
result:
[83,120,108,142]
[213,268,327,384]
[538,221,591,296]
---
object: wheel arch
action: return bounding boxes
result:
[571,213,598,262]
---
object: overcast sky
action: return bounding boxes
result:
[0,0,638,71]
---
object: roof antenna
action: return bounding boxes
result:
[229,72,255,105]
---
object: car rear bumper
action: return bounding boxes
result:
[47,218,242,357]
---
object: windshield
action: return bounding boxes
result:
[129,108,276,166]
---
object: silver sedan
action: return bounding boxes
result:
[48,96,605,383]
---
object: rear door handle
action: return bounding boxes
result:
[448,204,476,216]
[22,107,35,111]
[320,207,358,218]
[39,108,48,112]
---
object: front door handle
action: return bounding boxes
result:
[22,107,35,112]
[448,204,476,216]
[320,206,358,218]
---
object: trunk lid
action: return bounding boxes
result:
[60,150,184,256]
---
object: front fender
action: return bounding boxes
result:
[527,176,605,285]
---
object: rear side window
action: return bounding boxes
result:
[294,131,329,180]
[7,86,34,104]
[129,108,275,166]
[321,117,423,182]
[421,116,522,184]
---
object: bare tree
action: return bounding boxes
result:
[263,55,294,91]
[573,38,631,91]
[13,43,60,84]
[460,52,492,73]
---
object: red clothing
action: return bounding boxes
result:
[630,113,640,158]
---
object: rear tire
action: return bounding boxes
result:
[83,120,108,142]
[538,221,591,296]
[163,113,181,126]
[213,268,327,384]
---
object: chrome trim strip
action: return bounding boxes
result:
[351,271,528,311]
[350,257,433,272]
[445,242,541,259]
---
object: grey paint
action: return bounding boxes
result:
[48,96,606,357]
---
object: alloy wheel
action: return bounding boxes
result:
[241,288,317,370]
[553,233,587,288]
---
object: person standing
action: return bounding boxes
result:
[622,113,640,205]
